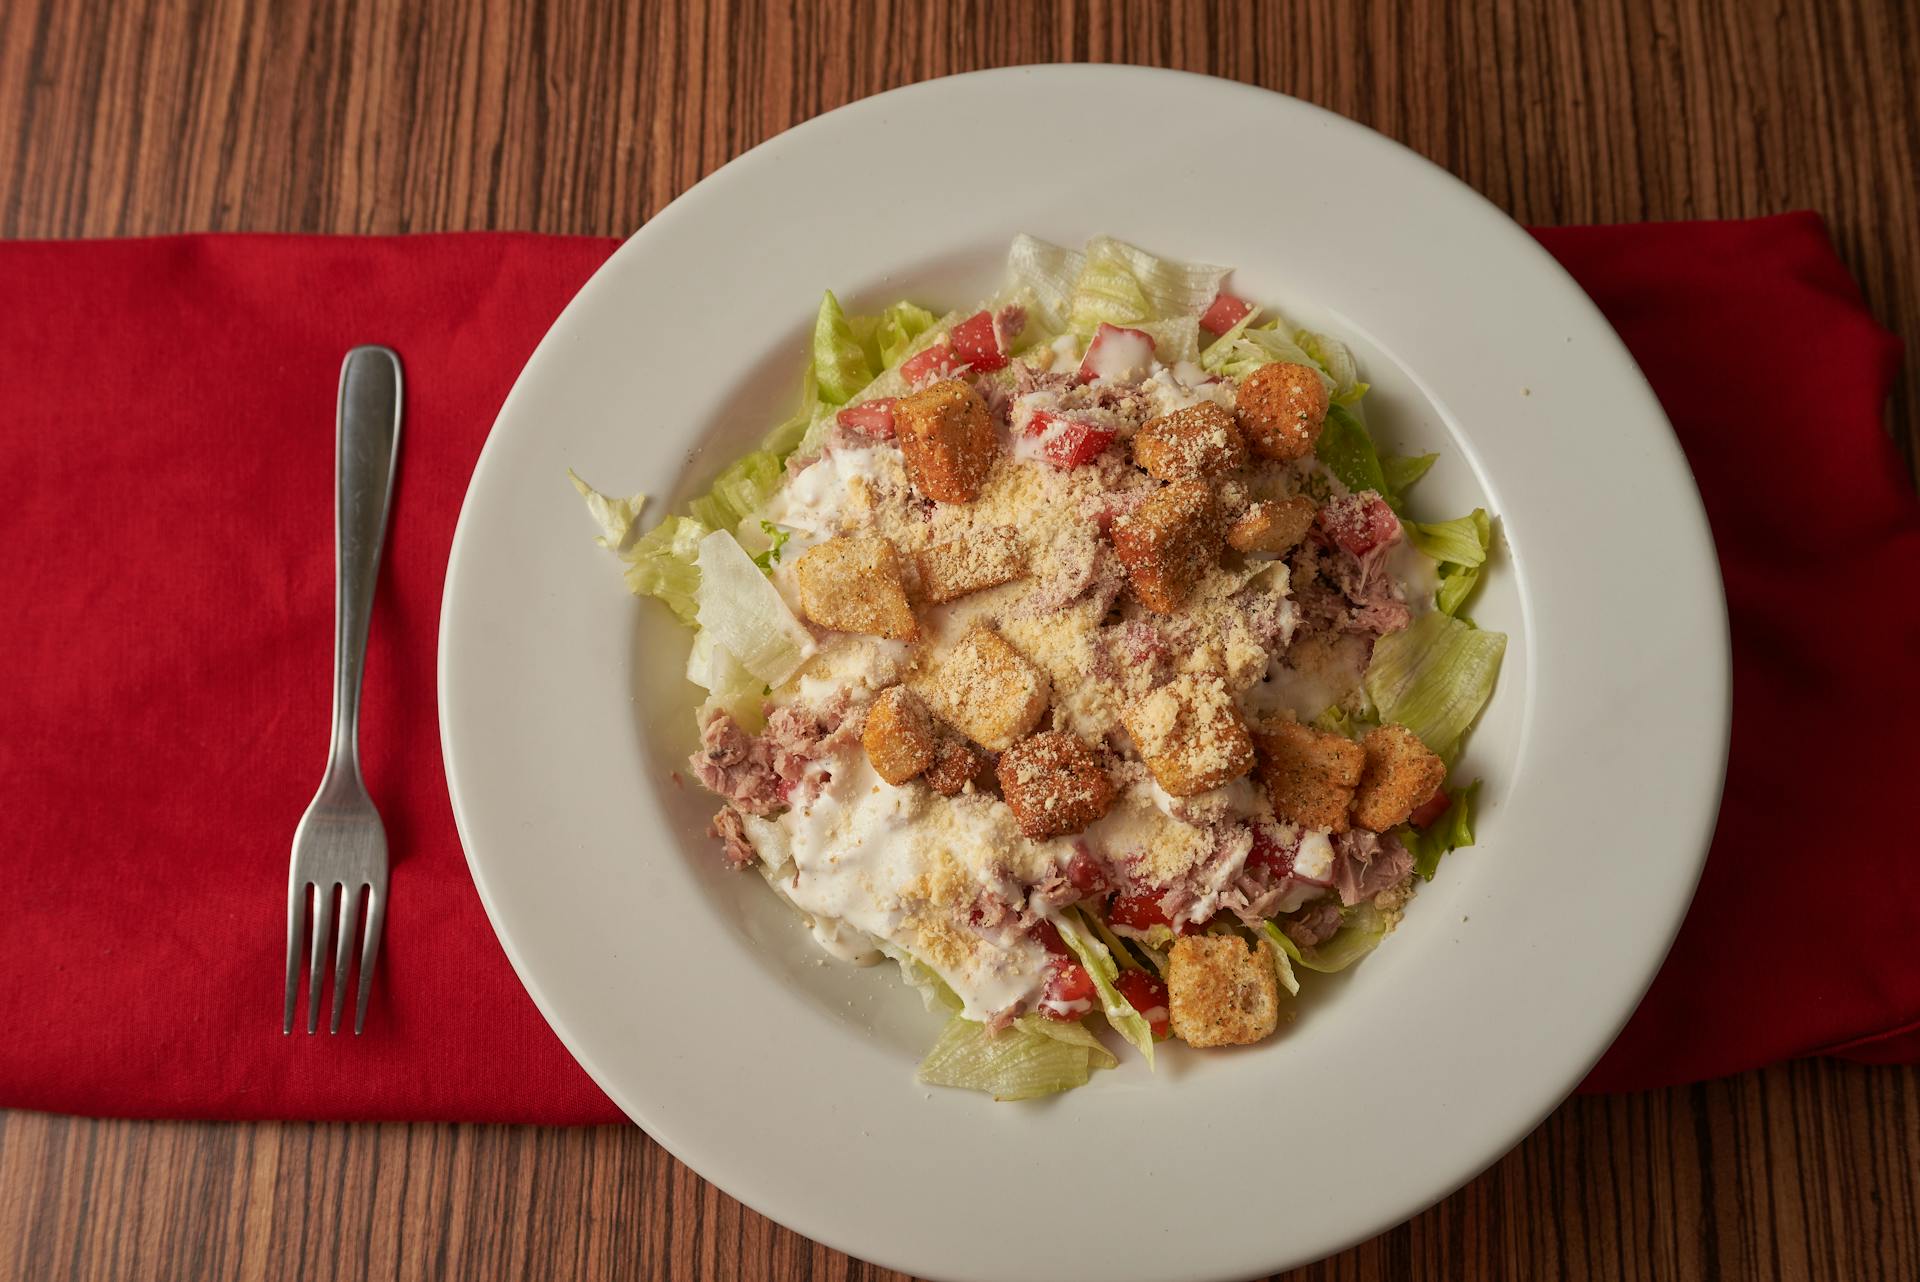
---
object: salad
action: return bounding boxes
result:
[575,236,1504,1100]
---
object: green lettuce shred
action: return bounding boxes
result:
[1258,922,1302,996]
[875,300,937,368]
[1380,451,1439,497]
[566,471,649,554]
[1402,780,1482,880]
[1057,910,1155,1067]
[916,1013,1116,1101]
[1406,508,1493,617]
[1264,902,1390,974]
[620,514,711,626]
[812,290,875,405]
[1316,403,1396,505]
[1364,611,1507,762]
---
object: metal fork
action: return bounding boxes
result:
[284,346,403,1035]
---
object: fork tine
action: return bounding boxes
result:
[307,881,338,1034]
[354,881,385,1035]
[329,881,365,1034]
[284,880,310,1035]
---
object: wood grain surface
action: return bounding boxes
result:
[2,1,1916,1279]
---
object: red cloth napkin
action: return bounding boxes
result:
[0,216,1911,1121]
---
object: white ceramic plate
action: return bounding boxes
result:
[440,67,1728,1281]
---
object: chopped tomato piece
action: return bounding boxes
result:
[1409,785,1452,830]
[1066,848,1105,892]
[900,340,968,384]
[1040,958,1096,1019]
[834,398,897,439]
[1316,492,1401,557]
[1198,291,1254,336]
[1025,409,1115,469]
[1076,322,1157,384]
[1107,890,1171,931]
[1114,970,1171,1039]
[1032,918,1069,956]
[949,310,1009,372]
[1245,823,1295,878]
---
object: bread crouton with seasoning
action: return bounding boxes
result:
[1167,933,1281,1048]
[793,535,918,640]
[1227,495,1317,556]
[1123,675,1255,797]
[1235,361,1329,461]
[915,526,1026,604]
[1132,402,1247,481]
[1251,717,1366,832]
[1351,723,1447,832]
[923,735,986,797]
[910,626,1049,752]
[997,731,1114,839]
[893,379,998,503]
[861,685,936,786]
[1110,480,1223,614]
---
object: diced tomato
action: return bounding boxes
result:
[1409,785,1452,830]
[1198,291,1254,336]
[948,310,1008,372]
[1032,918,1069,956]
[1245,823,1295,878]
[1076,322,1157,384]
[1024,409,1115,469]
[900,340,968,384]
[1114,970,1171,1039]
[1317,492,1401,558]
[1066,848,1105,892]
[1040,958,1096,1019]
[1107,890,1171,931]
[834,397,897,439]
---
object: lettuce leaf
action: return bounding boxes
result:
[1365,611,1507,762]
[1316,403,1395,504]
[620,514,711,626]
[693,530,815,686]
[685,448,784,534]
[1056,236,1232,339]
[1057,910,1155,1067]
[1085,913,1146,973]
[687,634,767,734]
[812,290,875,405]
[750,520,791,572]
[875,300,937,368]
[567,471,649,554]
[916,1012,1115,1101]
[1405,508,1491,568]
[1294,329,1368,406]
[1258,922,1302,996]
[757,365,820,461]
[1086,236,1231,323]
[1264,902,1389,974]
[1380,451,1439,497]
[1005,234,1086,335]
[1134,316,1202,366]
[1402,780,1481,880]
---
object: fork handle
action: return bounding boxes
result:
[328,346,403,779]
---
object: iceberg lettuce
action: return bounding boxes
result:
[916,1012,1116,1101]
[1403,780,1481,880]
[811,290,875,405]
[1058,910,1154,1066]
[566,471,648,554]
[1365,611,1506,762]
[693,530,815,686]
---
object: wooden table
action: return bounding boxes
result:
[2,2,1915,1278]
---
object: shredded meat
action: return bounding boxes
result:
[1286,541,1411,641]
[690,713,784,817]
[1284,899,1344,947]
[709,806,757,869]
[1331,830,1414,905]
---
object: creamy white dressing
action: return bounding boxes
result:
[1385,539,1439,617]
[760,445,894,554]
[770,749,1056,1018]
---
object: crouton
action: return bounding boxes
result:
[915,526,1026,604]
[1167,934,1281,1048]
[997,731,1114,839]
[1226,496,1317,555]
[1132,402,1247,481]
[792,536,918,640]
[893,379,998,503]
[1111,480,1223,614]
[1123,675,1255,797]
[924,735,985,797]
[1351,723,1446,832]
[862,685,936,785]
[911,626,1049,751]
[1235,362,1329,461]
[1251,717,1366,832]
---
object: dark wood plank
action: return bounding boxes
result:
[2,1,1917,1279]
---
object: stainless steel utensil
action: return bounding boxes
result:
[283,345,401,1034]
